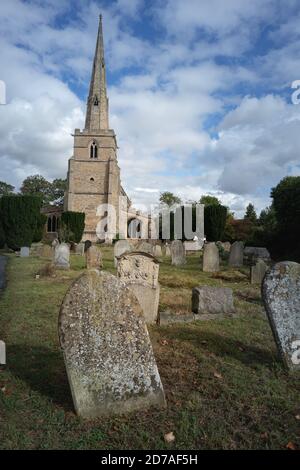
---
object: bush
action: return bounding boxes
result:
[204,205,227,241]
[33,213,47,243]
[1,195,43,250]
[0,218,5,248]
[59,211,85,243]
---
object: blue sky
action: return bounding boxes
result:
[0,0,300,216]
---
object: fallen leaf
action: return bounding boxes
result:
[286,442,296,450]
[164,432,175,443]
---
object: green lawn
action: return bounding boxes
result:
[0,248,299,450]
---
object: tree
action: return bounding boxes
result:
[0,181,15,197]
[204,205,227,241]
[20,175,51,204]
[159,191,181,207]
[244,203,257,224]
[0,195,43,250]
[200,195,221,206]
[59,211,85,243]
[49,178,67,206]
[259,205,277,232]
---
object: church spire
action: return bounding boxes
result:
[85,14,109,131]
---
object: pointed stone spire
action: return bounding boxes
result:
[85,14,109,131]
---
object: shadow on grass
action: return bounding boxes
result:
[8,343,74,411]
[157,324,278,369]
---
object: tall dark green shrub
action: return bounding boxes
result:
[0,219,5,248]
[33,213,47,243]
[60,211,85,243]
[204,204,227,241]
[1,195,42,250]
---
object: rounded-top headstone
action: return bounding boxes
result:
[171,240,186,266]
[262,262,300,371]
[114,240,132,267]
[202,242,219,272]
[54,243,70,269]
[228,241,244,267]
[58,270,166,418]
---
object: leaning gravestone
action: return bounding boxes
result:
[192,286,235,315]
[228,241,244,267]
[59,270,166,418]
[20,247,30,258]
[262,262,300,371]
[203,242,219,272]
[251,259,267,284]
[117,252,160,324]
[114,240,132,267]
[171,240,186,266]
[85,245,102,270]
[54,243,70,270]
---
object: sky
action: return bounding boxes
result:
[0,0,300,216]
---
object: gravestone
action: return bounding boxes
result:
[59,270,166,418]
[184,240,203,252]
[0,340,5,365]
[165,246,171,257]
[244,246,271,265]
[39,244,53,258]
[20,247,30,258]
[153,245,162,257]
[75,243,85,256]
[202,243,219,272]
[171,240,186,266]
[262,262,300,371]
[54,243,70,269]
[117,252,160,324]
[229,241,244,267]
[137,241,153,255]
[251,259,267,284]
[222,241,231,252]
[192,286,235,315]
[85,245,102,270]
[114,240,132,267]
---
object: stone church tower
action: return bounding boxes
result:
[65,15,126,242]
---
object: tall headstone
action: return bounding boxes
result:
[251,259,267,284]
[171,240,186,266]
[54,243,70,270]
[228,241,244,267]
[153,245,162,257]
[85,245,102,270]
[262,262,300,371]
[20,247,30,258]
[117,252,160,324]
[202,242,219,272]
[59,270,166,418]
[113,240,132,267]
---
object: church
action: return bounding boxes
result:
[60,15,149,242]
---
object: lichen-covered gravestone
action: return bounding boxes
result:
[85,245,102,270]
[59,270,166,418]
[262,262,300,371]
[117,252,160,324]
[113,240,132,267]
[251,259,267,284]
[171,240,186,266]
[228,241,244,267]
[202,242,219,272]
[54,243,70,269]
[192,286,235,315]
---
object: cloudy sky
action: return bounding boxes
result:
[0,0,300,216]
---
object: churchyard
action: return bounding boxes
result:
[0,245,299,450]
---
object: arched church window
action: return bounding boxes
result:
[47,217,52,233]
[52,216,57,233]
[90,141,98,159]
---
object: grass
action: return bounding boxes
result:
[0,247,299,450]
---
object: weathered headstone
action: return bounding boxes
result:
[192,286,235,315]
[117,252,160,324]
[171,240,186,266]
[251,259,267,284]
[229,241,244,267]
[165,246,171,257]
[0,340,5,365]
[20,247,30,258]
[54,243,70,269]
[114,240,132,267]
[59,270,166,418]
[137,241,153,255]
[85,245,102,270]
[262,262,300,371]
[75,243,85,256]
[244,246,270,265]
[153,245,162,257]
[39,244,53,258]
[202,242,219,272]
